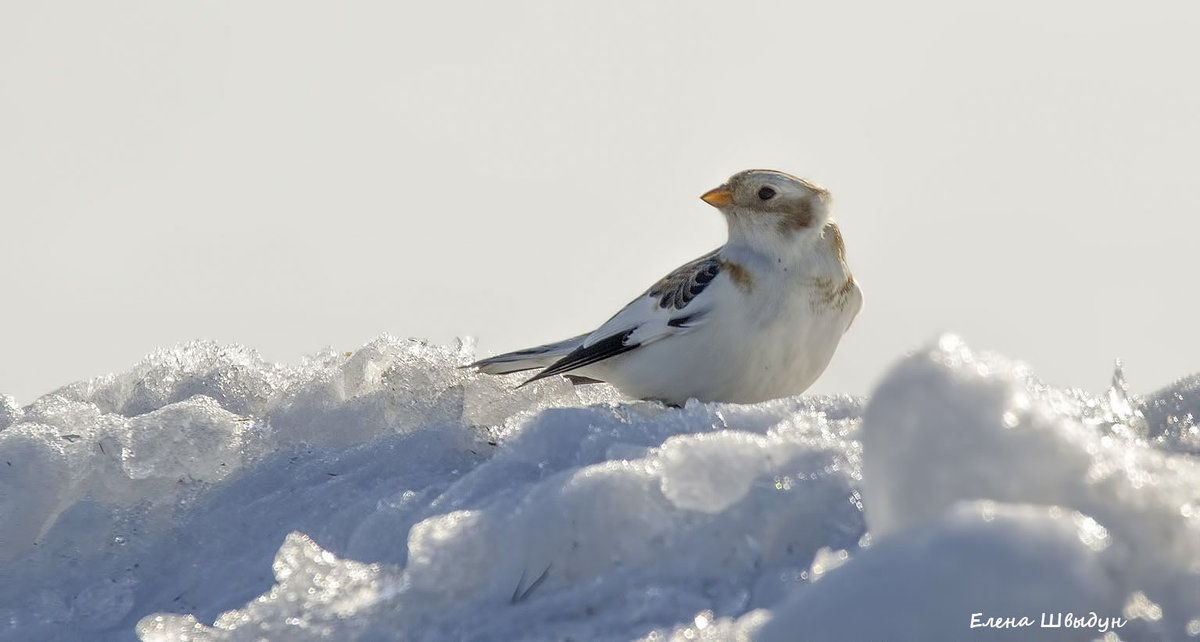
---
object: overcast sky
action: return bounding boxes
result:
[3,1,1198,404]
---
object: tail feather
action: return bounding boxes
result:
[467,334,589,375]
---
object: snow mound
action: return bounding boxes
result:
[860,336,1200,630]
[2,334,1198,641]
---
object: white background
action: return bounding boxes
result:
[3,1,1198,403]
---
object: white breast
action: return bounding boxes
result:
[587,269,861,405]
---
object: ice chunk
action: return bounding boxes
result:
[264,335,584,446]
[138,532,397,640]
[56,341,292,418]
[861,335,1200,635]
[121,395,260,482]
[404,509,498,599]
[0,424,72,560]
[657,431,776,513]
[1142,372,1200,454]
[72,572,138,631]
[0,393,22,429]
[755,502,1128,642]
[128,388,864,640]
[2,332,1197,641]
[642,608,771,641]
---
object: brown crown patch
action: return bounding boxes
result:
[776,197,816,234]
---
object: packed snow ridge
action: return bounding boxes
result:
[1,335,1198,641]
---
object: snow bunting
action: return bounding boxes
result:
[469,169,862,405]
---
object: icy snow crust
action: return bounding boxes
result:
[1,335,1198,641]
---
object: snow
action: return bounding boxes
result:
[1,334,1198,641]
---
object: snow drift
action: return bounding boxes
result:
[1,335,1197,641]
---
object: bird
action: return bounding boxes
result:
[468,169,862,405]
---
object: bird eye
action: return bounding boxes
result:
[757,186,776,200]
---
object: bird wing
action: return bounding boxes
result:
[521,249,723,385]
[467,333,588,375]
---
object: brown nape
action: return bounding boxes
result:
[718,258,755,293]
[825,222,847,262]
[776,197,816,234]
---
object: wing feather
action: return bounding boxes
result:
[646,249,721,311]
[520,329,638,386]
[520,250,726,384]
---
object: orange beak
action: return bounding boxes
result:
[700,185,733,208]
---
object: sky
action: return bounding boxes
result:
[2,1,1199,404]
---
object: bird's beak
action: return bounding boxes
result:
[700,185,733,208]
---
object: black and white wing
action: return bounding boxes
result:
[521,249,724,385]
[468,333,589,375]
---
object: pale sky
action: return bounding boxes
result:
[3,1,1198,404]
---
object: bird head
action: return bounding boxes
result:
[700,169,831,247]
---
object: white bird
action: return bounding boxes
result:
[469,169,862,405]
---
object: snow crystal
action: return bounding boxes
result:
[0,393,21,428]
[1,333,1198,640]
[1142,372,1200,454]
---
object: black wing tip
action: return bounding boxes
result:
[564,375,604,386]
[516,369,600,389]
[529,330,638,383]
[516,372,546,388]
[666,308,709,328]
